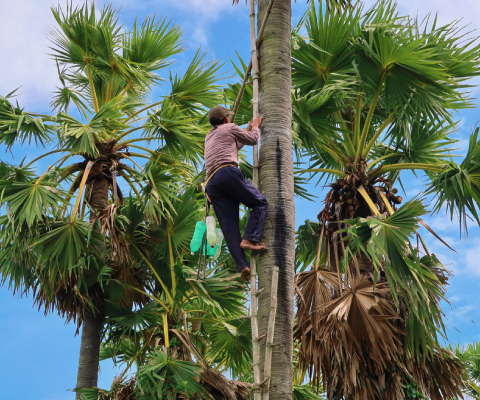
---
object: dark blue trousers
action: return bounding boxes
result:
[206,166,268,272]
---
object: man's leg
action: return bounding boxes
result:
[207,166,267,257]
[209,194,250,272]
[234,174,268,244]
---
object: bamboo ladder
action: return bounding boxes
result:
[231,1,278,399]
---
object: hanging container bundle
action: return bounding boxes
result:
[190,220,223,260]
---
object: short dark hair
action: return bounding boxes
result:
[209,117,225,126]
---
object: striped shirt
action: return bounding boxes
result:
[204,123,259,179]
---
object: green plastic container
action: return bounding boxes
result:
[190,221,206,254]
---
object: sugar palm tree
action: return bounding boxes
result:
[73,189,253,399]
[292,1,480,399]
[0,2,221,396]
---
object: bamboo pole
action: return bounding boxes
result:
[231,0,275,123]
[249,1,262,399]
[250,259,261,400]
[262,266,279,400]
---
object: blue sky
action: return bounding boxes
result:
[1,0,480,399]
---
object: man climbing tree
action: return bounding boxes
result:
[204,105,268,281]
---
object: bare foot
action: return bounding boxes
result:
[240,267,251,282]
[240,239,267,251]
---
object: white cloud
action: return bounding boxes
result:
[164,0,245,49]
[363,0,480,29]
[0,1,61,107]
[464,238,480,276]
[3,0,479,108]
[0,0,245,107]
[424,214,461,233]
[169,0,238,14]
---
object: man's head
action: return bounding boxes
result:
[208,106,234,126]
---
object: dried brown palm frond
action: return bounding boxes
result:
[294,267,340,375]
[99,377,136,399]
[296,273,405,399]
[406,347,465,400]
[295,267,341,331]
[320,275,403,399]
[199,367,244,400]
[231,381,251,400]
[171,329,250,400]
[99,204,131,263]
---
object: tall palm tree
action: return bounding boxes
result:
[229,1,350,398]
[0,3,221,396]
[292,1,480,399]
[255,1,296,398]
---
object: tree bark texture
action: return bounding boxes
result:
[257,1,294,399]
[75,309,104,398]
[89,176,110,213]
[75,176,109,397]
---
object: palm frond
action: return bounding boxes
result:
[0,178,66,229]
[136,347,205,398]
[123,15,183,70]
[427,127,480,232]
[34,220,102,278]
[0,92,52,147]
[168,50,223,113]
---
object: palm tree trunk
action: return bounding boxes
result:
[257,1,294,399]
[75,175,109,398]
[75,309,104,398]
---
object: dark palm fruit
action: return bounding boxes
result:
[392,188,398,194]
[392,196,403,204]
[346,199,353,204]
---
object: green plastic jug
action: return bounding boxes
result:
[190,221,206,254]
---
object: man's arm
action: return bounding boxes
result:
[231,117,263,145]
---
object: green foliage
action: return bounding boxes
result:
[292,0,480,195]
[427,127,480,231]
[169,50,223,113]
[295,219,320,272]
[201,316,252,375]
[0,177,65,228]
[405,382,428,399]
[137,348,205,399]
[124,16,182,70]
[293,384,326,400]
[0,91,51,147]
[35,220,103,276]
